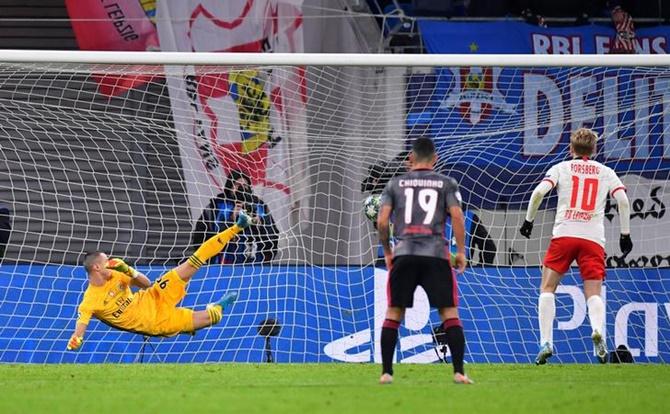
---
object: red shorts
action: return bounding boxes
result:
[543,237,606,280]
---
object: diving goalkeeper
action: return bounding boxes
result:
[66,212,251,351]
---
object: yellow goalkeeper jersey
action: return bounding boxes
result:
[77,269,193,336]
[77,269,162,335]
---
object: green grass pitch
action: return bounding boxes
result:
[1,363,668,414]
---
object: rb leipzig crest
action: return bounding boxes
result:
[440,67,517,125]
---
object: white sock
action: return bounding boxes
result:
[538,292,556,346]
[587,295,605,336]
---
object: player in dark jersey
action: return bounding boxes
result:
[377,137,473,385]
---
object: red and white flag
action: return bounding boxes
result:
[156,0,309,237]
[65,0,159,95]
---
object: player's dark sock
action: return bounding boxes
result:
[443,318,465,375]
[381,319,400,375]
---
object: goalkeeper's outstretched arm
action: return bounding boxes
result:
[131,272,151,289]
[107,258,151,288]
[67,303,94,351]
[67,322,88,351]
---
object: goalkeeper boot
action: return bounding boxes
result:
[379,373,393,385]
[592,330,608,364]
[453,373,474,385]
[216,291,238,310]
[535,342,554,365]
[236,211,251,229]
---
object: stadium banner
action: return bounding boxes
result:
[414,21,670,207]
[1,264,668,363]
[603,175,669,268]
[156,0,309,234]
[414,21,670,209]
[64,0,159,95]
[409,21,670,265]
[419,21,670,55]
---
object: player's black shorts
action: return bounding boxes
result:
[388,255,457,308]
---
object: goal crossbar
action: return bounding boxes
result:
[1,49,670,67]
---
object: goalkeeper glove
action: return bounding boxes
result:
[107,258,139,278]
[519,220,533,239]
[620,234,633,255]
[67,335,83,351]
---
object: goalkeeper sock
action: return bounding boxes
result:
[206,304,223,325]
[206,292,238,325]
[443,318,465,375]
[381,319,400,375]
[539,292,556,346]
[188,225,242,269]
[587,295,605,335]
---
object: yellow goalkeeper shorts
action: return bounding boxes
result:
[146,270,194,336]
[152,306,194,336]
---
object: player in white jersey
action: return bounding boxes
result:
[519,128,633,365]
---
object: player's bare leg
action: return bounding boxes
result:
[438,307,473,384]
[379,307,404,384]
[584,279,607,363]
[537,266,563,365]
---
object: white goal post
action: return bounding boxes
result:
[0,50,668,364]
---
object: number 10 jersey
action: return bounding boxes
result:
[543,158,625,247]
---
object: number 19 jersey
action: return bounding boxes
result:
[380,168,462,260]
[543,158,625,246]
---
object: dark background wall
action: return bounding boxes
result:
[0,0,76,50]
[0,0,192,265]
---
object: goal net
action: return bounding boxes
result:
[0,52,668,364]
